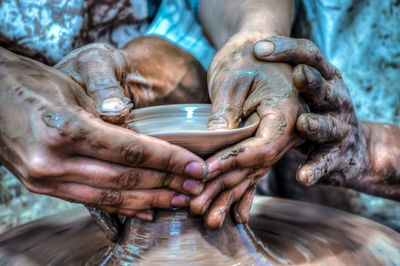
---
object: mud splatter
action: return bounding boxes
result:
[219,145,245,160]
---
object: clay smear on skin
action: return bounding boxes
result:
[219,145,245,160]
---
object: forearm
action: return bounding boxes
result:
[351,121,400,200]
[199,0,295,49]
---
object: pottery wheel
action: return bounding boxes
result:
[0,196,399,265]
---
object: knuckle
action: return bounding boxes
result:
[99,190,124,207]
[161,153,175,172]
[162,173,174,187]
[23,177,54,195]
[26,154,62,179]
[121,142,145,165]
[262,149,278,167]
[41,109,88,144]
[114,171,139,189]
[300,39,321,58]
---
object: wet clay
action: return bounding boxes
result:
[0,196,399,265]
[219,145,245,160]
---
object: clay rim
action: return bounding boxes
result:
[127,103,260,136]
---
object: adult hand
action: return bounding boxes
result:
[0,48,207,240]
[54,43,132,125]
[190,33,306,229]
[253,36,369,187]
[55,36,209,239]
[55,36,209,125]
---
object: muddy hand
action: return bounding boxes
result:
[55,38,209,239]
[253,36,369,187]
[0,48,207,240]
[55,43,132,124]
[191,33,306,229]
[55,44,134,236]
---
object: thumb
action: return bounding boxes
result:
[253,36,336,80]
[83,48,133,125]
[207,70,252,131]
[86,74,133,125]
[56,43,133,124]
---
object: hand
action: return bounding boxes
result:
[190,33,306,229]
[253,36,369,187]
[55,36,209,125]
[55,36,209,239]
[54,43,132,124]
[0,48,207,239]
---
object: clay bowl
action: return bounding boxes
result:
[127,104,260,156]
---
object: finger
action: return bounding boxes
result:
[80,48,132,124]
[59,157,203,195]
[43,110,207,180]
[56,44,132,124]
[296,113,348,143]
[207,67,254,130]
[191,167,267,215]
[190,169,250,215]
[234,185,256,224]
[206,103,296,180]
[253,36,336,80]
[293,64,350,110]
[296,148,340,186]
[86,206,121,242]
[95,205,137,216]
[93,206,154,221]
[134,209,155,222]
[43,182,190,210]
[204,179,251,230]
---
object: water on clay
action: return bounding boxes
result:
[0,196,399,265]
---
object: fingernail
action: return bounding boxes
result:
[204,161,221,181]
[219,212,227,228]
[306,116,319,131]
[201,199,213,215]
[207,119,229,131]
[254,41,275,57]
[136,212,154,221]
[301,65,315,85]
[172,194,189,207]
[101,97,125,112]
[298,168,314,186]
[184,162,207,179]
[183,179,204,195]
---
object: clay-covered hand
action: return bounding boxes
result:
[55,36,209,126]
[55,43,132,125]
[55,36,209,239]
[190,33,306,229]
[0,48,207,240]
[253,36,369,187]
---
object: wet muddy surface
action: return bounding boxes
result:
[0,196,399,265]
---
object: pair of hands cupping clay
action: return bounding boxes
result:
[0,31,367,242]
[55,35,366,237]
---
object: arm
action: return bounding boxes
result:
[357,122,400,199]
[199,0,294,49]
[189,0,299,229]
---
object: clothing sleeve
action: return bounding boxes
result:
[186,0,200,20]
[0,0,85,65]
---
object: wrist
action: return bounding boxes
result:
[216,18,288,50]
[347,121,398,192]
